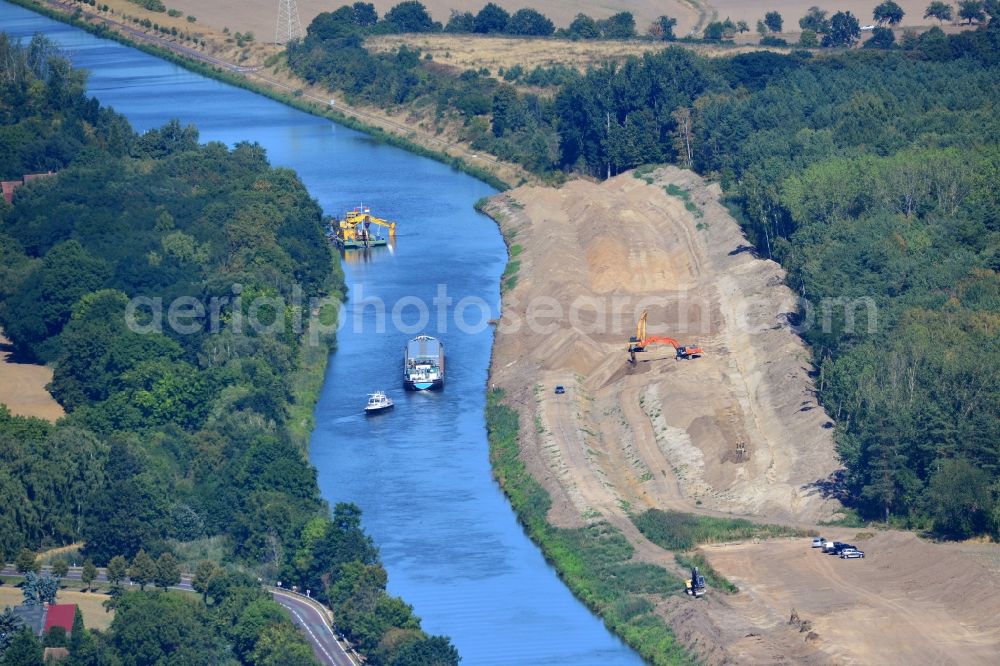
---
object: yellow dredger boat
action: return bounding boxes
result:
[327,207,397,249]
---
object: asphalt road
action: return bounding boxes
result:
[270,589,358,666]
[2,565,355,665]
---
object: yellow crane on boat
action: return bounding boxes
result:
[331,207,397,249]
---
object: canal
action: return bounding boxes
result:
[0,3,643,663]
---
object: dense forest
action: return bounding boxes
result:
[288,6,1000,537]
[0,33,457,665]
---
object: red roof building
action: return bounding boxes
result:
[1,171,56,203]
[43,604,76,635]
[1,180,18,204]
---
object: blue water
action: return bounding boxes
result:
[1,4,644,664]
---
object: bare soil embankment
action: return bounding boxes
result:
[485,166,841,528]
[483,167,1000,663]
[0,330,63,422]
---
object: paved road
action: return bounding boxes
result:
[2,565,355,665]
[270,589,358,666]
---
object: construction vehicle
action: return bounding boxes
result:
[329,207,396,249]
[627,310,704,364]
[685,566,707,597]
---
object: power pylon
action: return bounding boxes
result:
[275,0,303,45]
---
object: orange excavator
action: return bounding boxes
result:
[627,310,703,364]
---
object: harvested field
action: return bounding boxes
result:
[709,0,959,32]
[0,330,62,422]
[367,33,779,77]
[0,586,114,631]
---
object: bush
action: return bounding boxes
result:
[633,509,805,550]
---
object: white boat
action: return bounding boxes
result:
[365,391,394,415]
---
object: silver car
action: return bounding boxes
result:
[811,537,824,548]
[840,549,865,559]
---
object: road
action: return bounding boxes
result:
[270,588,358,666]
[2,565,356,665]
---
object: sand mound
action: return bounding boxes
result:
[486,167,840,527]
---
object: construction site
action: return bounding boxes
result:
[483,166,1000,664]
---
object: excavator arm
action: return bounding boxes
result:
[627,310,703,363]
[342,209,397,237]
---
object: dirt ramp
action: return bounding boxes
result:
[486,167,841,526]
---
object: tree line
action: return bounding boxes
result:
[0,33,457,665]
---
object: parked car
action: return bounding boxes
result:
[811,537,825,548]
[822,540,843,553]
[831,543,856,555]
[840,549,865,559]
[554,385,565,394]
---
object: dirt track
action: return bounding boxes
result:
[0,330,62,422]
[483,168,1000,663]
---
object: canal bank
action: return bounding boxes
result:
[5,0,513,191]
[1,2,646,663]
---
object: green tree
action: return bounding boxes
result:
[248,622,316,666]
[382,1,437,33]
[704,21,726,40]
[567,13,599,39]
[865,26,896,48]
[822,11,860,46]
[22,572,57,606]
[14,549,38,575]
[108,591,221,663]
[0,629,42,666]
[0,608,22,656]
[506,8,554,36]
[874,0,906,24]
[958,0,986,22]
[352,1,378,27]
[50,558,69,578]
[473,3,509,34]
[444,10,474,32]
[924,1,954,22]
[928,458,993,538]
[0,240,110,362]
[43,626,66,648]
[736,20,749,33]
[799,6,830,32]
[764,11,783,32]
[106,555,128,586]
[154,553,181,590]
[799,29,819,49]
[192,560,219,603]
[600,12,637,39]
[81,559,97,592]
[652,15,678,40]
[83,439,164,564]
[388,635,460,666]
[68,606,85,653]
[128,550,156,591]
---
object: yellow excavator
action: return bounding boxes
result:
[627,310,704,364]
[685,566,707,597]
[329,207,397,249]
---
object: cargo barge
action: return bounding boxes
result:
[404,335,444,390]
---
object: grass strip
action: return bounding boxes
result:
[633,508,807,551]
[487,388,695,665]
